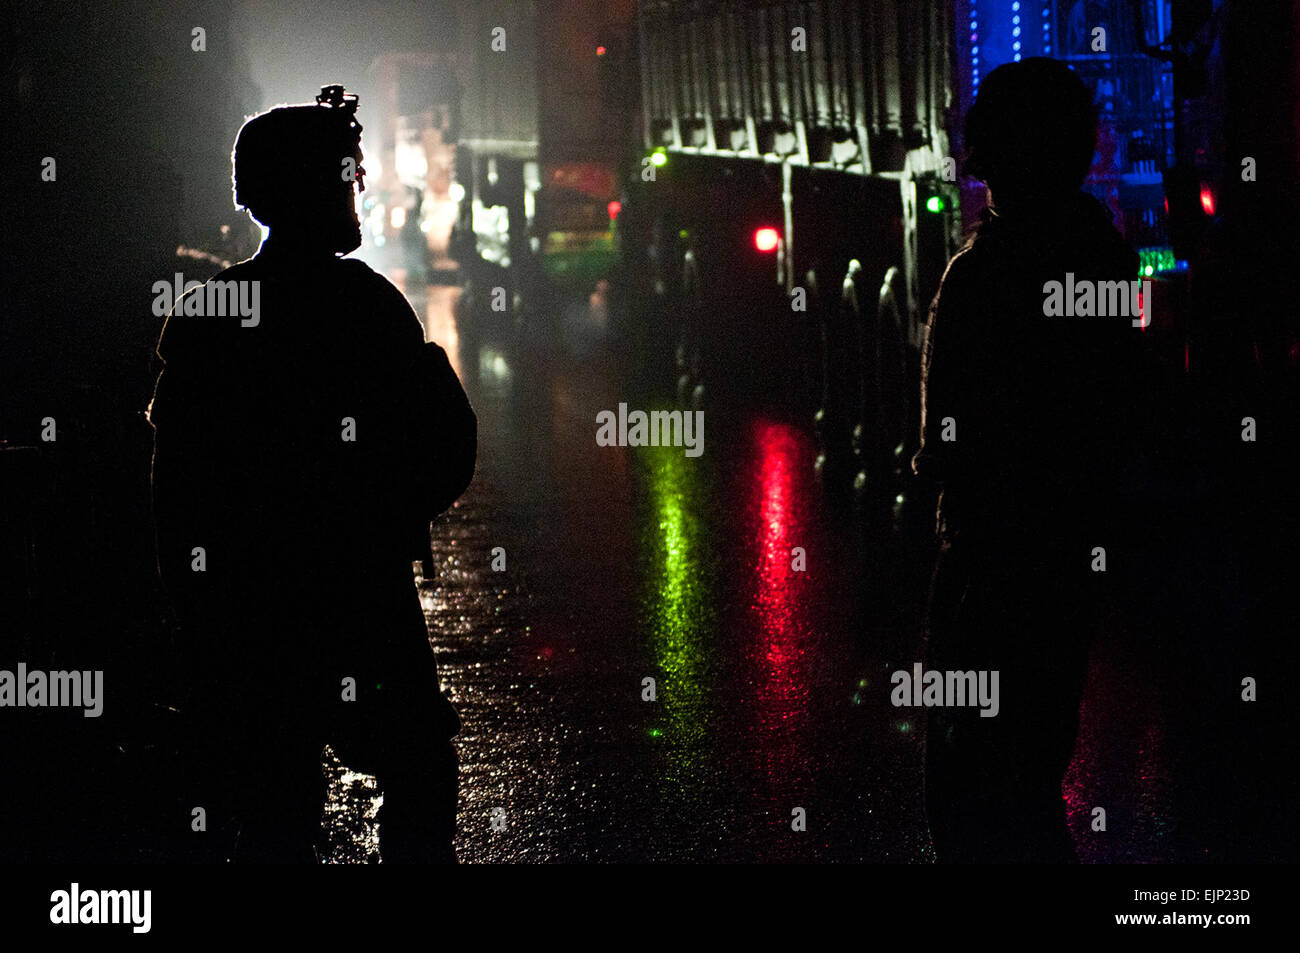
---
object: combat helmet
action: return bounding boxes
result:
[232,85,365,224]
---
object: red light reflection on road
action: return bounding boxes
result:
[750,421,823,828]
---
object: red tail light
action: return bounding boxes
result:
[1199,186,1216,216]
[753,227,780,252]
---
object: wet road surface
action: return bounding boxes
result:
[316,276,1285,864]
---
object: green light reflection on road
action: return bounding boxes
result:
[638,439,714,788]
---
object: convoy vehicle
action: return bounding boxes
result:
[624,0,962,505]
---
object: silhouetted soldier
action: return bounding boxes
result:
[149,86,475,862]
[912,60,1145,862]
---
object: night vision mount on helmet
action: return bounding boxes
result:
[316,83,359,114]
[232,84,366,214]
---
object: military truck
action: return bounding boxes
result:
[622,0,963,503]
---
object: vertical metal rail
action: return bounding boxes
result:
[782,159,795,294]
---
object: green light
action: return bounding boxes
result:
[1138,246,1177,277]
[650,150,667,167]
[898,721,912,733]
[648,728,663,738]
[926,195,944,214]
[678,229,688,240]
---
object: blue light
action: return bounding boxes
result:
[1044,44,1051,52]
[972,45,979,54]
[1013,27,1021,36]
[1012,1,1020,9]
[1013,41,1021,50]
[1013,53,1021,60]
[1013,15,1021,24]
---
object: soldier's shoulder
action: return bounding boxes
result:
[933,245,982,300]
[336,256,392,287]
[335,257,424,345]
[170,260,255,302]
[337,257,415,306]
[335,256,380,280]
[942,244,980,278]
[156,262,260,359]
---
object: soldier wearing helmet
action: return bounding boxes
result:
[232,85,367,256]
[149,86,475,863]
[913,59,1145,863]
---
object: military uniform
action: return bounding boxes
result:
[150,239,475,862]
[913,191,1143,862]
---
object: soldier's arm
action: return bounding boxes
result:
[912,249,976,483]
[148,331,218,611]
[408,341,477,517]
[365,272,477,524]
[148,311,248,611]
